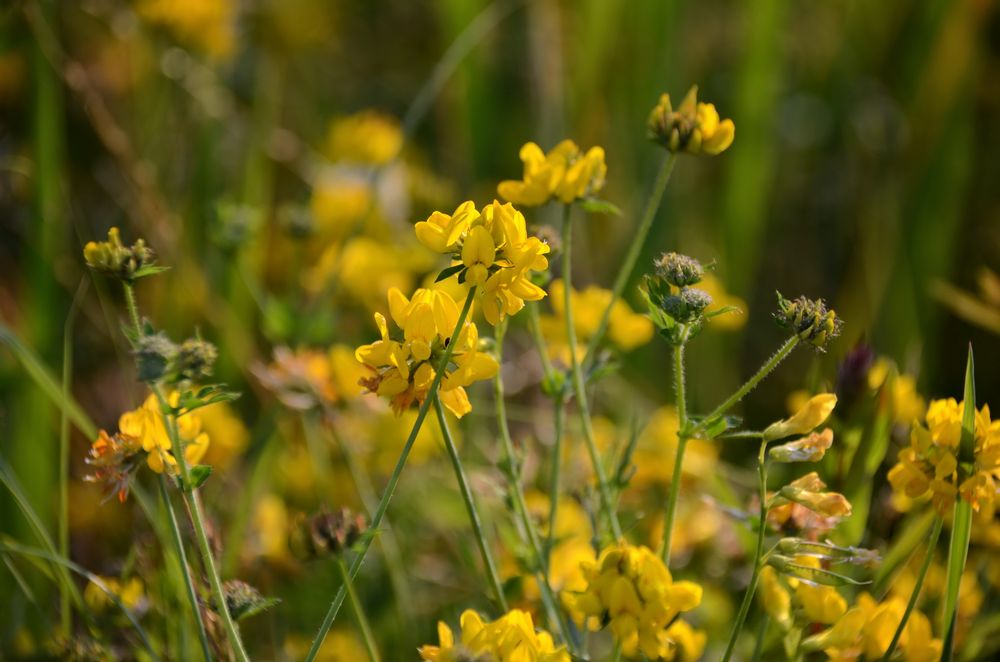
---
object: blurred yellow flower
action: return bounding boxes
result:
[309,175,372,240]
[199,401,249,469]
[84,576,145,613]
[118,393,209,474]
[630,406,718,489]
[419,609,569,662]
[697,273,746,330]
[790,556,847,624]
[647,86,735,156]
[284,631,368,662]
[764,393,838,441]
[498,140,606,207]
[325,111,402,166]
[867,358,926,425]
[565,541,702,659]
[137,0,237,58]
[759,566,792,630]
[253,494,290,563]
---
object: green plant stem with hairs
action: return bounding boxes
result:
[660,332,688,565]
[561,203,623,540]
[582,152,677,369]
[433,394,508,611]
[337,558,381,662]
[123,283,245,661]
[305,287,477,662]
[722,439,771,662]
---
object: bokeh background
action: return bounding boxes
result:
[2,0,1000,658]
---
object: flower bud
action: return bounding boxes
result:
[134,333,179,383]
[83,227,159,283]
[222,580,278,621]
[663,287,713,323]
[647,86,735,156]
[292,507,367,559]
[654,252,704,287]
[774,292,843,349]
[177,338,218,382]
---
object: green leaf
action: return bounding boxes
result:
[941,345,976,661]
[189,465,213,489]
[235,596,280,621]
[132,264,171,280]
[434,263,465,282]
[579,197,623,216]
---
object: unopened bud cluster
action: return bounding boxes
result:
[83,227,157,283]
[774,292,842,349]
[293,508,367,560]
[644,252,714,344]
[135,333,218,384]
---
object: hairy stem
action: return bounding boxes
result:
[660,340,688,564]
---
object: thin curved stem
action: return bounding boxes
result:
[562,204,623,540]
[722,440,770,662]
[880,516,944,661]
[304,287,477,662]
[582,152,677,368]
[337,558,381,662]
[660,341,687,564]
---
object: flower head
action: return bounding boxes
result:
[498,140,606,207]
[83,227,160,284]
[325,110,402,166]
[647,86,735,156]
[774,292,842,349]
[564,541,703,659]
[419,609,569,662]
[117,393,210,474]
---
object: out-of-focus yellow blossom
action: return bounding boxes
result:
[631,407,718,489]
[309,175,373,239]
[137,0,236,58]
[759,566,792,630]
[284,631,368,662]
[647,499,723,560]
[253,494,290,563]
[419,609,569,662]
[565,541,703,659]
[888,398,1000,514]
[769,428,834,463]
[696,273,747,330]
[867,359,926,425]
[84,576,145,613]
[789,556,847,624]
[325,111,402,166]
[764,393,838,441]
[118,393,209,474]
[540,279,653,363]
[198,401,249,469]
[414,200,550,325]
[647,86,735,156]
[664,619,707,662]
[356,287,498,417]
[255,347,340,411]
[497,140,607,207]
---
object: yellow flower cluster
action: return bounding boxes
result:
[497,140,607,207]
[647,86,735,156]
[137,0,237,58]
[539,279,654,364]
[120,393,210,474]
[565,541,704,660]
[325,111,403,166]
[355,287,498,417]
[415,200,550,325]
[419,609,569,662]
[888,398,1000,514]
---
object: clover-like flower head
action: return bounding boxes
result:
[647,86,735,156]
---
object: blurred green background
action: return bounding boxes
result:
[1,0,999,657]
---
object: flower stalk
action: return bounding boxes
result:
[338,558,381,662]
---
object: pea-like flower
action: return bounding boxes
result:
[773,472,853,519]
[769,428,835,463]
[497,140,607,207]
[764,393,838,441]
[888,398,1000,514]
[419,609,569,662]
[355,287,499,417]
[564,541,703,660]
[647,86,735,156]
[414,200,550,325]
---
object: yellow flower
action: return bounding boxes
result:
[777,472,853,519]
[325,111,402,165]
[790,557,846,624]
[356,287,498,417]
[284,631,368,662]
[84,576,145,613]
[419,609,569,662]
[309,175,373,240]
[664,619,707,662]
[564,541,702,660]
[137,0,237,58]
[769,428,835,463]
[118,393,209,474]
[647,86,735,156]
[498,140,606,207]
[867,358,926,425]
[253,494,290,563]
[199,402,249,469]
[764,393,838,441]
[461,225,496,287]
[629,407,718,489]
[759,566,792,630]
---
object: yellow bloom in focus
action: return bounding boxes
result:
[647,86,735,156]
[419,609,569,662]
[777,472,853,519]
[498,140,606,207]
[888,398,1000,514]
[540,279,654,363]
[565,541,703,660]
[356,287,498,417]
[138,0,237,58]
[764,393,838,441]
[118,393,209,474]
[769,428,834,463]
[325,111,402,166]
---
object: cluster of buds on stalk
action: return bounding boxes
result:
[291,507,368,560]
[134,332,219,384]
[774,292,842,349]
[647,86,735,156]
[642,252,737,345]
[83,227,165,283]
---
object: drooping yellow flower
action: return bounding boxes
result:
[498,140,606,207]
[564,541,703,659]
[414,200,550,325]
[325,111,403,166]
[888,398,1000,514]
[356,287,498,417]
[776,472,853,519]
[769,428,835,463]
[764,393,838,441]
[419,609,569,662]
[137,0,237,58]
[647,86,735,156]
[117,393,210,474]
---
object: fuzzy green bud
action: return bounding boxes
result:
[176,338,218,382]
[655,252,704,287]
[134,333,178,383]
[663,287,713,323]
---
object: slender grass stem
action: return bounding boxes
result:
[659,339,687,565]
[561,204,622,540]
[582,152,676,368]
[692,335,800,437]
[722,440,770,662]
[880,516,943,662]
[337,558,381,662]
[433,395,508,611]
[304,287,477,661]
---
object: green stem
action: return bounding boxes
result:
[722,439,770,662]
[880,516,944,662]
[304,287,477,662]
[582,152,677,367]
[693,335,800,437]
[158,475,213,661]
[561,204,622,540]
[337,558,381,662]
[434,395,508,611]
[660,340,687,565]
